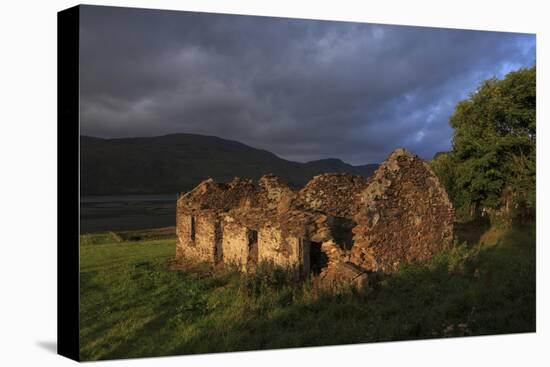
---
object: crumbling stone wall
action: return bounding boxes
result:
[194,211,222,263]
[175,212,193,259]
[176,177,257,264]
[257,226,304,269]
[175,148,455,289]
[317,240,368,289]
[175,210,222,263]
[257,174,296,212]
[180,177,256,211]
[295,173,368,219]
[222,216,254,271]
[350,149,454,272]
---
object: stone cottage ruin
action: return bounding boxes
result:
[176,148,454,289]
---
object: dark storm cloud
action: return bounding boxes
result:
[79,5,536,164]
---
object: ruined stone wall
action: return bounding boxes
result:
[175,148,455,288]
[194,212,222,263]
[257,174,296,212]
[179,177,256,211]
[295,173,368,219]
[350,149,454,273]
[221,216,252,271]
[176,210,222,263]
[176,176,256,264]
[175,211,193,259]
[304,240,366,289]
[176,209,222,263]
[258,226,304,269]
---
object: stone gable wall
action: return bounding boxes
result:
[350,149,454,272]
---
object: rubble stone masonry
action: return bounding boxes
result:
[351,149,454,272]
[175,148,454,289]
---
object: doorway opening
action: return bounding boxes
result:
[309,241,328,275]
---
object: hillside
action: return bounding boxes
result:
[80,134,378,195]
[79,224,535,360]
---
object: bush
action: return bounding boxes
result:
[239,261,298,298]
[80,231,123,245]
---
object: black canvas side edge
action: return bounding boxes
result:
[57,5,80,362]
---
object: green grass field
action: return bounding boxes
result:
[79,224,535,361]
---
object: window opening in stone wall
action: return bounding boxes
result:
[214,221,223,263]
[332,217,356,250]
[309,241,328,275]
[247,229,258,266]
[190,216,196,242]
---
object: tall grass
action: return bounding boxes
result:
[79,223,535,361]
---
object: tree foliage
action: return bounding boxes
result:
[432,66,535,221]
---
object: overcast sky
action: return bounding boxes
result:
[79,5,535,165]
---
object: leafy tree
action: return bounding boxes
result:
[432,66,535,222]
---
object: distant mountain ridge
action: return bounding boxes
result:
[80,133,379,195]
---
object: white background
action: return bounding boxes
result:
[0,0,548,366]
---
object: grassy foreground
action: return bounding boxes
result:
[79,224,535,361]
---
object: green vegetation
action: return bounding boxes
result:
[80,227,176,245]
[432,66,535,221]
[80,224,535,361]
[79,66,536,361]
